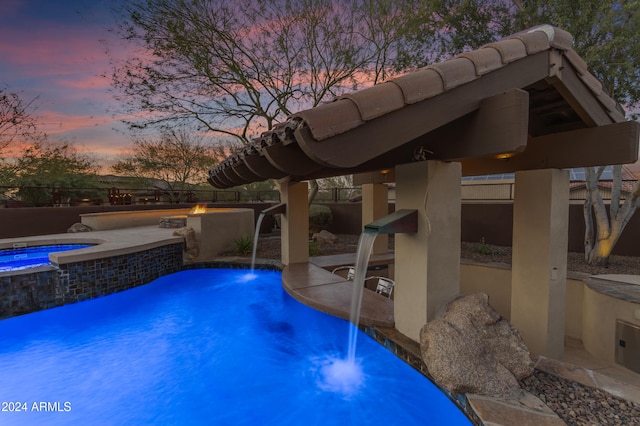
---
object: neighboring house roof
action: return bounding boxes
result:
[568,164,638,194]
[208,25,640,189]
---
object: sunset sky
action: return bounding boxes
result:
[0,0,129,163]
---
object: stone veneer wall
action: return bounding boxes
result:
[0,243,184,319]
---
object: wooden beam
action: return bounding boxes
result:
[546,51,621,127]
[353,169,396,185]
[423,88,529,161]
[461,121,640,176]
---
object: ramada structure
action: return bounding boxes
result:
[208,26,640,360]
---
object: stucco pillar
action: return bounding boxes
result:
[511,169,569,358]
[394,160,461,341]
[279,180,309,265]
[361,183,389,255]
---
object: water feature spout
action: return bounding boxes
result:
[251,203,287,271]
[347,209,418,363]
[261,202,287,216]
[363,209,418,234]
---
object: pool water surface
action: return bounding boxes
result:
[0,268,471,425]
[0,245,93,272]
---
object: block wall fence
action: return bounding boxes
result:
[1,202,640,257]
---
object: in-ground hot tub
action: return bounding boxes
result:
[0,244,94,272]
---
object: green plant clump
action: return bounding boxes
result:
[309,204,332,234]
[472,237,504,256]
[233,235,253,255]
[309,240,321,256]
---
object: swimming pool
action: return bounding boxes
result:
[0,268,471,425]
[0,245,93,272]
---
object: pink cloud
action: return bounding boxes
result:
[0,27,111,75]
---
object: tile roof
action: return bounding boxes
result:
[209,25,638,189]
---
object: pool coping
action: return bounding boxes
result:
[0,226,183,267]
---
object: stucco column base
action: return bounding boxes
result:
[362,183,389,255]
[279,180,309,265]
[394,160,461,341]
[511,169,569,358]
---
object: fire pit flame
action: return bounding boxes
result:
[190,204,208,214]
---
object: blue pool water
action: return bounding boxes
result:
[0,268,471,425]
[0,245,93,272]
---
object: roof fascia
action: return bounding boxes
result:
[461,120,640,176]
[293,51,551,169]
[547,50,625,126]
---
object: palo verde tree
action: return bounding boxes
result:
[111,128,222,203]
[510,0,640,265]
[109,0,424,201]
[419,0,640,265]
[0,85,42,156]
[111,0,417,141]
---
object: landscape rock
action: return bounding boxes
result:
[173,226,199,259]
[312,229,338,244]
[420,293,534,398]
[67,223,93,233]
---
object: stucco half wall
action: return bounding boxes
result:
[460,261,638,367]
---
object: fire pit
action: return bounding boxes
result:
[159,205,209,229]
[160,206,255,261]
[159,215,188,228]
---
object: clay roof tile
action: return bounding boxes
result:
[292,98,364,141]
[389,68,445,104]
[339,82,406,121]
[427,57,478,90]
[459,48,503,76]
[486,38,528,64]
[564,49,589,75]
[514,30,551,54]
[579,71,603,96]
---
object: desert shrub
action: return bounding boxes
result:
[309,204,332,233]
[233,235,253,255]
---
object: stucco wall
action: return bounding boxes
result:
[460,262,512,319]
[3,201,640,256]
[460,262,640,368]
[0,203,277,238]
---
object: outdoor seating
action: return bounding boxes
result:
[368,276,395,298]
[331,266,355,281]
[331,266,395,298]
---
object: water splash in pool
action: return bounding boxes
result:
[238,272,258,282]
[314,355,364,398]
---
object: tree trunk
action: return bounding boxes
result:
[584,165,640,266]
[308,179,318,206]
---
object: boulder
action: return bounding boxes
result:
[420,293,534,398]
[173,226,199,259]
[312,229,338,244]
[67,223,93,233]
